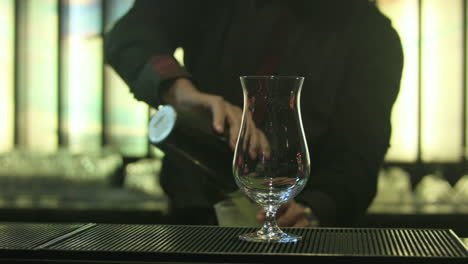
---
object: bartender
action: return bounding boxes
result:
[104,0,403,227]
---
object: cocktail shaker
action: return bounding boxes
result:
[148,105,235,190]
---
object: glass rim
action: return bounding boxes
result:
[240,75,304,80]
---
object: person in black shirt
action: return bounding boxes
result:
[104,0,403,227]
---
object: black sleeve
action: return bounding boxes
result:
[104,0,198,108]
[296,9,404,226]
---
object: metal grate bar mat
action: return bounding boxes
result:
[0,222,88,250]
[43,225,468,263]
[0,224,468,264]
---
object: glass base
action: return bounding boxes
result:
[239,231,301,243]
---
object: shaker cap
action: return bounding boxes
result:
[148,105,177,144]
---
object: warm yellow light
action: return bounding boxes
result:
[67,0,96,5]
[0,0,15,153]
[466,3,468,159]
[62,1,103,153]
[377,0,419,162]
[105,66,149,157]
[17,0,59,153]
[421,0,464,162]
[174,47,184,66]
[104,0,149,157]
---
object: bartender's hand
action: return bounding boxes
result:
[162,78,269,155]
[256,200,319,227]
[162,78,242,149]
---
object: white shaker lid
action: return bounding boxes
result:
[148,105,177,144]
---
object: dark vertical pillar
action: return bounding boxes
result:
[58,0,67,147]
[101,0,108,147]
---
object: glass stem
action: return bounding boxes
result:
[260,204,283,235]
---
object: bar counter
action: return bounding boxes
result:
[0,222,467,264]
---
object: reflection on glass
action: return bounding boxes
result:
[0,0,14,152]
[61,0,103,152]
[17,0,59,152]
[233,76,310,243]
[377,0,419,162]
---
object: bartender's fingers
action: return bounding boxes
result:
[292,218,311,228]
[256,201,290,223]
[225,104,243,149]
[248,125,259,160]
[205,95,228,133]
[242,124,250,152]
[256,208,265,223]
[242,113,270,160]
[203,95,242,150]
[277,200,307,227]
[239,112,258,159]
[242,113,253,152]
[256,130,271,159]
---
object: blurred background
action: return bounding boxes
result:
[0,0,468,235]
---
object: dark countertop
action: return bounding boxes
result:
[359,213,468,236]
[0,223,466,264]
[0,178,169,224]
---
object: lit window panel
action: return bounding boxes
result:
[377,0,419,163]
[61,0,103,153]
[466,2,468,159]
[421,0,464,162]
[104,68,149,157]
[0,0,14,153]
[17,0,59,153]
[104,0,150,157]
